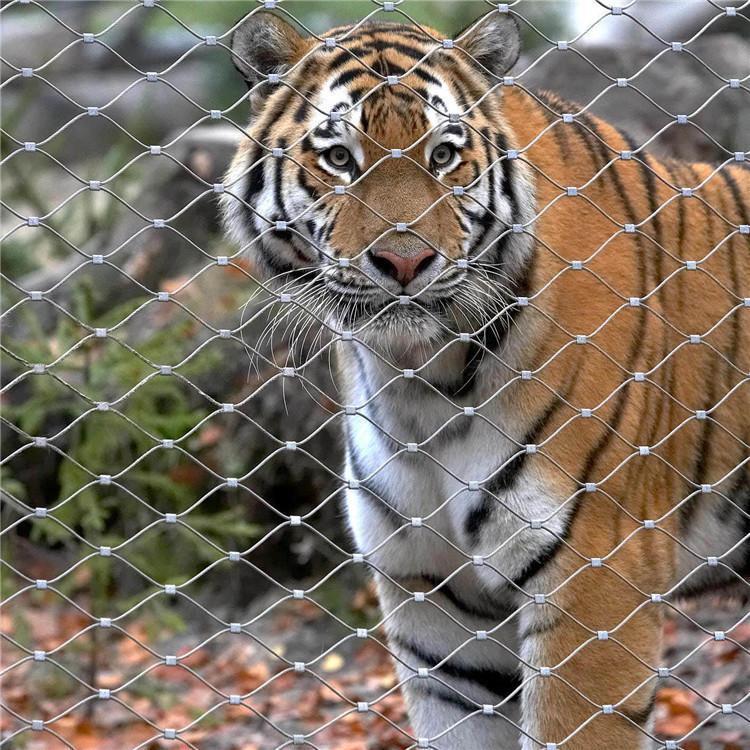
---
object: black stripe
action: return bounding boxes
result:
[495,130,519,227]
[368,39,431,62]
[296,164,321,201]
[721,168,748,390]
[723,166,750,224]
[328,46,367,69]
[689,163,718,510]
[456,213,473,235]
[465,375,577,547]
[468,386,583,584]
[404,65,441,87]
[464,486,506,543]
[683,407,715,514]
[345,25,433,46]
[243,85,297,207]
[442,124,465,139]
[292,84,318,123]
[574,111,623,196]
[462,127,502,270]
[258,250,294,276]
[619,131,663,258]
[665,161,687,310]
[711,172,740,393]
[409,679,482,713]
[722,168,749,293]
[425,412,474,445]
[257,88,296,145]
[536,91,607,184]
[392,634,521,700]
[511,535,564,588]
[431,128,512,400]
[244,146,266,204]
[519,614,559,639]
[464,129,516,271]
[622,692,656,726]
[578,113,626,213]
[402,86,429,102]
[448,72,470,111]
[533,91,570,160]
[329,59,440,92]
[360,103,370,134]
[721,166,749,227]
[635,154,671,513]
[642,152,664,254]
[576,113,649,484]
[449,319,505,399]
[444,162,534,405]
[348,86,372,105]
[371,56,397,78]
[431,94,447,113]
[347,443,403,529]
[330,66,368,90]
[273,137,288,220]
[309,121,339,141]
[485,352,578,574]
[417,573,513,620]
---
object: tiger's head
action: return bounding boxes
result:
[222,10,535,360]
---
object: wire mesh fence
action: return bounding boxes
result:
[1,1,748,749]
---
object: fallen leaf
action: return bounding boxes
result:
[236,661,271,692]
[654,687,699,737]
[321,652,345,673]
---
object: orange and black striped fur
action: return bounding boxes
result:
[222,9,749,749]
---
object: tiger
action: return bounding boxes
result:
[221,8,749,749]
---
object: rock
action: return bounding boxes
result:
[520,33,750,162]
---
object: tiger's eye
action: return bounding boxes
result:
[431,143,455,168]
[326,146,353,169]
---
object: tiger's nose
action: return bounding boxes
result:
[369,246,436,287]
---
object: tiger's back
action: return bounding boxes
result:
[493,87,749,746]
[503,87,749,589]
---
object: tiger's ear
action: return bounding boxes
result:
[456,11,521,78]
[230,11,308,87]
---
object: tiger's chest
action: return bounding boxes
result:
[340,349,567,595]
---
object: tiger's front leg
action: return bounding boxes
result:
[518,551,664,750]
[374,573,522,749]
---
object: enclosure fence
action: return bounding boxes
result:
[1,1,748,749]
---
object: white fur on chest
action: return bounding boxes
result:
[340,344,568,595]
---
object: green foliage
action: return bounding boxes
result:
[151,0,568,45]
[152,0,498,37]
[0,139,136,281]
[3,283,259,626]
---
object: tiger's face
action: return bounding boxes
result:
[223,11,533,356]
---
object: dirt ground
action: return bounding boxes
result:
[2,589,747,750]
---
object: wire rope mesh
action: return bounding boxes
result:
[1,1,748,749]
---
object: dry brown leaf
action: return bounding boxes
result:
[654,687,699,737]
[236,661,271,692]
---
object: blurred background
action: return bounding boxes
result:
[1,1,748,748]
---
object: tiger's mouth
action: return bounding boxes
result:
[332,296,456,362]
[322,268,465,325]
[315,267,508,360]
[316,271,514,371]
